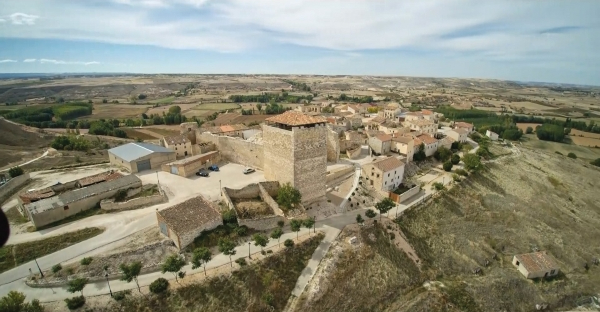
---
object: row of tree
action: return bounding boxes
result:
[229,92,313,104]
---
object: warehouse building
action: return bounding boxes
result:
[161,151,221,177]
[108,142,176,173]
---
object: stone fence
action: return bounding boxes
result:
[238,215,285,231]
[326,166,355,184]
[346,145,362,159]
[26,264,163,288]
[0,173,30,205]
[222,181,285,230]
[100,186,167,211]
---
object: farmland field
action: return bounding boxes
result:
[86,104,151,120]
[144,128,181,137]
[150,96,175,104]
[194,103,240,110]
[570,128,600,139]
[569,136,600,148]
[146,103,198,116]
[516,123,542,132]
[520,134,600,159]
[121,128,160,140]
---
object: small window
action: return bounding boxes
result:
[377,174,380,178]
[550,269,555,275]
[371,172,374,176]
[388,173,390,177]
[384,181,387,185]
[64,206,69,210]
[515,261,520,266]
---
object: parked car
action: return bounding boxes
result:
[243,167,255,174]
[196,170,209,177]
[208,165,219,171]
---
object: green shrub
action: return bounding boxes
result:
[567,152,577,159]
[222,209,237,224]
[65,296,85,310]
[235,225,248,236]
[555,151,563,155]
[114,189,128,202]
[365,209,377,219]
[432,182,445,191]
[591,158,600,167]
[52,264,62,274]
[277,220,285,228]
[443,161,453,172]
[284,239,294,248]
[8,166,24,178]
[112,290,130,301]
[235,258,248,266]
[452,174,461,182]
[149,278,169,294]
[526,126,533,134]
[451,154,460,165]
[80,257,93,266]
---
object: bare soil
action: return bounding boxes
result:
[232,198,274,219]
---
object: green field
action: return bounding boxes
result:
[193,103,240,110]
[520,134,600,160]
[151,96,175,104]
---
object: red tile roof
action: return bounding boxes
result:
[455,122,474,129]
[373,157,404,172]
[265,111,327,126]
[514,251,559,273]
[417,134,438,145]
[77,171,123,187]
[375,134,392,142]
[421,109,433,115]
[157,196,221,234]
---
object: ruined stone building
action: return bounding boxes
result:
[262,111,328,205]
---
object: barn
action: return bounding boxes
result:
[108,142,176,173]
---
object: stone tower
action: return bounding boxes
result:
[262,111,328,205]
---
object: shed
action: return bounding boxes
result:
[156,196,223,249]
[512,251,560,279]
[161,151,221,177]
[108,142,176,173]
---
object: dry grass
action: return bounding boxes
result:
[233,198,274,219]
[569,136,600,148]
[87,104,151,120]
[121,128,158,140]
[145,128,181,138]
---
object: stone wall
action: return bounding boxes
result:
[177,217,222,250]
[326,165,355,184]
[292,126,327,204]
[262,125,294,184]
[326,126,341,162]
[199,132,263,169]
[0,173,30,205]
[101,191,167,211]
[192,143,216,155]
[258,181,284,216]
[346,145,362,159]
[238,215,284,231]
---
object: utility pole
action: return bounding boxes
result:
[104,269,113,297]
[248,242,251,259]
[313,216,316,234]
[34,258,44,278]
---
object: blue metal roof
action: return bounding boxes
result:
[108,142,174,162]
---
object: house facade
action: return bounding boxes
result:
[486,130,499,141]
[407,119,437,137]
[391,135,414,161]
[454,122,474,133]
[368,133,392,155]
[361,157,405,192]
[446,129,468,143]
[416,134,438,157]
[162,135,193,158]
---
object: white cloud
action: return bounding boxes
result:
[0,59,18,63]
[23,59,37,62]
[9,13,39,25]
[39,59,100,65]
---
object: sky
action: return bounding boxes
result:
[0,0,599,85]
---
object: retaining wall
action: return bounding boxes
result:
[346,145,362,159]
[326,166,355,184]
[238,215,284,231]
[101,191,167,211]
[199,132,263,169]
[0,173,30,205]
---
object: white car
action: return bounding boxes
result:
[243,167,255,174]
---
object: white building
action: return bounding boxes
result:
[512,251,560,279]
[446,128,468,143]
[407,119,437,137]
[486,130,499,141]
[361,156,405,192]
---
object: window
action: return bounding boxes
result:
[377,174,380,178]
[550,269,555,275]
[371,172,374,176]
[515,261,520,266]
[384,182,386,185]
[388,173,390,177]
[64,206,69,210]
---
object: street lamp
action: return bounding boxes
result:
[313,216,316,234]
[34,258,44,278]
[104,269,113,297]
[248,242,251,259]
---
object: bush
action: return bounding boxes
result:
[284,239,294,248]
[114,189,128,202]
[65,296,85,310]
[591,158,600,167]
[277,220,285,228]
[52,264,62,273]
[365,209,377,219]
[434,147,452,162]
[235,225,248,236]
[452,174,461,182]
[526,126,533,134]
[113,290,130,301]
[536,124,565,142]
[432,182,445,191]
[463,154,482,171]
[222,209,237,224]
[80,257,93,266]
[8,166,24,178]
[567,152,577,159]
[443,161,453,172]
[455,168,468,176]
[555,151,563,155]
[502,129,523,140]
[451,154,460,165]
[149,278,169,294]
[235,258,248,266]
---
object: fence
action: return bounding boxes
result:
[0,173,31,205]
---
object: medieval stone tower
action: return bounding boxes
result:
[262,111,328,205]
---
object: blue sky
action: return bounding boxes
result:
[0,0,599,85]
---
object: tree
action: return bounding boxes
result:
[303,217,315,236]
[434,146,452,162]
[119,261,142,292]
[80,257,92,266]
[138,94,147,100]
[252,233,269,252]
[102,99,108,103]
[413,143,426,161]
[443,161,453,172]
[375,198,395,221]
[270,228,283,248]
[365,209,377,219]
[284,239,294,248]
[67,277,88,297]
[502,129,523,141]
[356,214,364,224]
[276,183,302,210]
[161,254,186,283]
[0,291,44,312]
[526,126,533,134]
[149,278,169,294]
[256,103,262,114]
[191,247,212,276]
[463,154,482,171]
[451,154,460,165]
[591,158,600,167]
[168,105,182,115]
[218,238,236,267]
[8,166,24,178]
[536,124,565,142]
[290,219,302,240]
[567,152,577,159]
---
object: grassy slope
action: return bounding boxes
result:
[0,227,104,274]
[102,233,324,312]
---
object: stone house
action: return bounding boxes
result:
[438,136,454,150]
[383,103,402,120]
[379,122,410,136]
[161,151,221,177]
[415,134,438,157]
[369,133,392,155]
[361,156,405,192]
[162,135,192,158]
[404,112,424,122]
[406,119,437,137]
[391,135,414,161]
[156,195,223,250]
[297,104,322,114]
[486,130,499,141]
[263,111,328,205]
[365,116,387,130]
[23,174,142,229]
[348,116,363,129]
[512,251,560,279]
[446,128,468,143]
[347,104,368,115]
[454,122,474,133]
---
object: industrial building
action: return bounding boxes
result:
[161,151,221,177]
[108,142,176,173]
